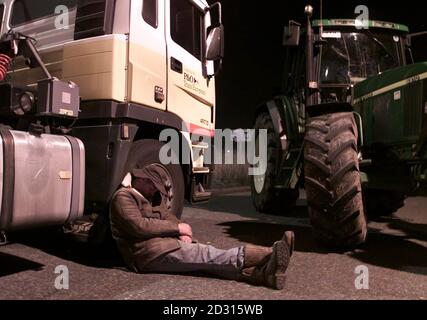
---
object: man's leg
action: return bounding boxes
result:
[142,231,295,289]
[143,241,245,280]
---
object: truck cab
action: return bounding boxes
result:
[0,0,224,235]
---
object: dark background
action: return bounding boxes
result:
[209,0,427,129]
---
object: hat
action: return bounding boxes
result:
[131,166,167,195]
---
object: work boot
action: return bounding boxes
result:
[241,231,295,290]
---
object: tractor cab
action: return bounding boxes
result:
[283,16,410,107]
[314,19,409,104]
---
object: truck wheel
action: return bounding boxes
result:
[304,113,367,248]
[126,140,185,219]
[251,112,299,215]
[364,189,406,217]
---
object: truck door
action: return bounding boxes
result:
[165,0,215,132]
[128,0,167,111]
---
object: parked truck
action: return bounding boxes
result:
[0,0,224,243]
[251,5,427,248]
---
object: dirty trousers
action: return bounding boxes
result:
[143,241,245,280]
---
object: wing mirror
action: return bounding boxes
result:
[206,25,224,61]
[204,2,224,79]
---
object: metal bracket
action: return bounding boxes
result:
[353,111,364,148]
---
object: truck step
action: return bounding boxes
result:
[192,191,213,203]
[191,182,212,203]
[193,167,210,174]
[192,142,209,150]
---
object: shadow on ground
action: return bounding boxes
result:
[7,228,125,270]
[220,220,427,276]
[195,194,309,219]
[0,252,44,277]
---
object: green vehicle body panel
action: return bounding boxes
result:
[353,63,427,156]
[312,19,409,33]
[354,62,427,99]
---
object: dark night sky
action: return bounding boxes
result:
[209,0,427,129]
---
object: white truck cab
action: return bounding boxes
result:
[0,0,224,232]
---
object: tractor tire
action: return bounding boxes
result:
[251,112,299,215]
[364,189,406,217]
[304,112,367,248]
[126,139,185,219]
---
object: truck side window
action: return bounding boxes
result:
[170,0,203,60]
[143,0,158,29]
[11,0,77,27]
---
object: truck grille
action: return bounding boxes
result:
[74,0,116,40]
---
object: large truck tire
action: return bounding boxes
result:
[251,112,299,215]
[126,139,185,219]
[364,189,406,217]
[304,113,367,248]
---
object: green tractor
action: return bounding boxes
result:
[251,5,427,248]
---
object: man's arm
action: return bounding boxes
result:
[152,200,181,224]
[112,191,180,239]
[150,195,194,242]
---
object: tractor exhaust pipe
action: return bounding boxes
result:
[305,5,318,107]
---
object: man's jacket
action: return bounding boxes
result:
[110,187,181,272]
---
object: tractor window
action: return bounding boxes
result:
[143,0,158,29]
[320,32,399,85]
[11,0,77,27]
[170,0,203,60]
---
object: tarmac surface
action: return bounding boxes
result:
[0,190,426,300]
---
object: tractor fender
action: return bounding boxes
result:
[255,96,299,152]
[255,96,303,189]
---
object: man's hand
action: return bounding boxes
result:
[178,223,193,237]
[179,235,193,244]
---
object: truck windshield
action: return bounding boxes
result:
[320,31,400,85]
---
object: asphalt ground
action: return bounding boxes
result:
[0,191,426,300]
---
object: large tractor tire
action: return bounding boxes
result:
[251,112,299,215]
[304,113,367,248]
[364,189,406,217]
[126,139,185,219]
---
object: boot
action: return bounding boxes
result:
[241,231,295,290]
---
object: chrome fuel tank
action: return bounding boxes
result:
[0,130,85,231]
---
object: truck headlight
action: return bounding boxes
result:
[18,91,35,114]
